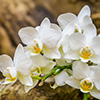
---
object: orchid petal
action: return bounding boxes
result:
[51,23,61,31]
[3,67,17,78]
[41,61,55,74]
[80,57,90,63]
[41,29,61,48]
[83,24,97,43]
[69,33,86,50]
[14,44,24,64]
[18,27,38,45]
[34,39,43,50]
[16,55,32,75]
[45,77,55,83]
[90,86,100,99]
[39,17,50,37]
[92,71,100,90]
[62,22,75,37]
[80,15,92,28]
[24,46,32,57]
[0,54,13,72]
[65,50,79,60]
[65,76,80,89]
[55,70,69,86]
[57,13,77,29]
[43,46,61,59]
[1,77,17,84]
[25,79,39,93]
[56,57,68,66]
[35,26,40,32]
[91,37,100,55]
[91,53,100,64]
[30,54,47,67]
[73,61,90,80]
[57,35,69,53]
[78,5,90,23]
[18,73,33,86]
[50,82,58,89]
[31,54,55,74]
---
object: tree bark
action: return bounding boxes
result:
[0,80,97,100]
[0,0,100,56]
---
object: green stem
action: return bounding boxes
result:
[31,76,42,80]
[57,64,72,70]
[41,67,58,81]
[41,64,72,82]
[31,64,72,86]
[84,93,88,100]
[54,69,63,75]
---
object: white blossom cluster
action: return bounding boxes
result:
[0,5,100,99]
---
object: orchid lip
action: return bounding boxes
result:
[79,46,93,60]
[80,78,93,93]
[3,68,16,81]
[29,42,42,54]
[31,67,41,76]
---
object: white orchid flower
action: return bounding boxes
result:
[51,48,72,89]
[25,54,56,92]
[0,44,33,86]
[31,54,56,75]
[49,70,69,89]
[18,17,61,59]
[65,24,100,63]
[65,61,100,99]
[57,5,92,33]
[56,47,72,66]
[57,22,75,54]
[53,70,70,88]
[50,67,72,89]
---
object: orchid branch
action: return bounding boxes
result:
[38,64,72,86]
[31,76,42,80]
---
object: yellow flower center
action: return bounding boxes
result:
[80,78,93,92]
[29,42,41,54]
[3,69,16,81]
[33,46,41,53]
[79,46,93,60]
[31,67,41,76]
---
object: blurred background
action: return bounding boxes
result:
[0,0,100,99]
[0,0,100,57]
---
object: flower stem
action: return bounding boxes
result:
[41,64,72,83]
[84,93,88,100]
[57,64,72,70]
[41,67,58,82]
[31,64,72,86]
[31,76,42,80]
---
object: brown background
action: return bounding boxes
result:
[0,0,100,57]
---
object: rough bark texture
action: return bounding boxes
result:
[0,0,100,57]
[0,80,98,100]
[0,0,100,100]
